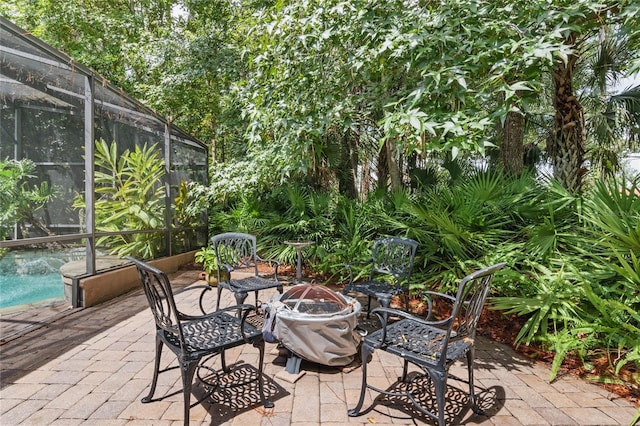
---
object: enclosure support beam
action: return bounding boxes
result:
[83,74,96,304]
[164,122,172,256]
[12,106,21,240]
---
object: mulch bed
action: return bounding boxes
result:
[476,308,639,406]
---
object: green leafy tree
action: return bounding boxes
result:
[582,34,640,179]
[4,0,639,195]
[0,0,155,94]
[0,0,231,146]
[235,0,563,195]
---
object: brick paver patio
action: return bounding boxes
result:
[1,269,638,425]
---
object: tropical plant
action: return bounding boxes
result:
[579,176,640,378]
[172,180,203,252]
[194,245,221,283]
[260,184,336,264]
[584,41,640,180]
[492,261,585,347]
[404,170,531,289]
[582,177,640,254]
[0,159,57,240]
[314,195,376,281]
[73,139,166,259]
[520,180,585,263]
[490,175,640,382]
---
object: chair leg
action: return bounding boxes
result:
[234,290,248,306]
[467,348,483,414]
[401,359,409,382]
[347,341,374,416]
[254,339,274,408]
[221,349,228,372]
[179,359,199,426]
[365,295,372,319]
[216,285,223,310]
[431,370,447,426]
[141,336,163,403]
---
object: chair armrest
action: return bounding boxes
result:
[177,284,213,294]
[370,306,450,326]
[420,290,456,303]
[190,303,256,320]
[179,285,239,319]
[216,303,257,318]
[171,285,216,315]
[217,263,235,282]
[416,290,456,321]
[183,285,256,315]
[219,262,234,273]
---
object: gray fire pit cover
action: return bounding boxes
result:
[264,284,361,366]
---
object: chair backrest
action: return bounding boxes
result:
[441,262,505,358]
[211,232,259,274]
[126,257,184,341]
[370,237,419,285]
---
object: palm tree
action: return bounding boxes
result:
[583,33,640,179]
[546,3,639,192]
[548,30,588,193]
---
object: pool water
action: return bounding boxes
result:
[0,250,72,309]
[0,273,64,308]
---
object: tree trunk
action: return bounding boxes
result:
[501,109,525,175]
[337,132,358,199]
[549,33,587,193]
[386,139,402,190]
[360,159,370,197]
[377,141,389,192]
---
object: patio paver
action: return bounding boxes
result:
[1,268,638,425]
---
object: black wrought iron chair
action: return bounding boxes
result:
[127,257,273,425]
[211,232,283,310]
[348,262,506,426]
[343,237,419,317]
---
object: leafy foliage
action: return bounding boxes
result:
[491,262,585,347]
[0,159,57,240]
[212,170,639,387]
[73,140,166,259]
[172,180,203,252]
[3,0,639,389]
[492,174,640,381]
[4,0,639,196]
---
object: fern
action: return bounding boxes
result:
[546,328,590,382]
[491,262,584,346]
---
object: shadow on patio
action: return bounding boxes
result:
[0,267,636,425]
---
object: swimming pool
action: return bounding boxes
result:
[0,250,75,309]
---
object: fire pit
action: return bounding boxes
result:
[264,284,361,371]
